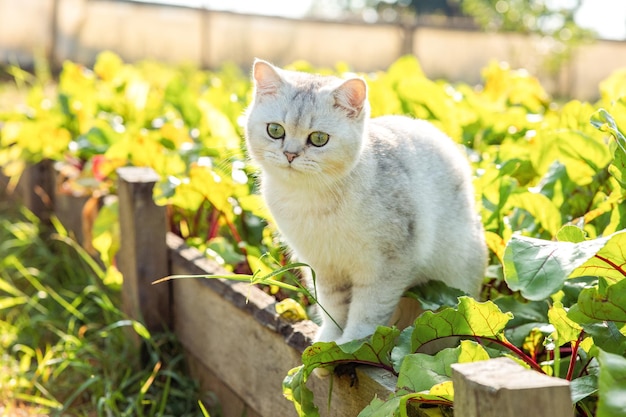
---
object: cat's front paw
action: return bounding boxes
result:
[334,326,375,346]
[314,324,343,344]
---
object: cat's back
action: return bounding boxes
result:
[365,115,472,183]
[369,115,458,152]
[362,115,485,294]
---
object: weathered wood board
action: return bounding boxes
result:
[6,164,578,417]
[452,357,574,417]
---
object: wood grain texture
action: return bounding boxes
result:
[117,167,171,332]
[16,160,55,223]
[452,357,574,417]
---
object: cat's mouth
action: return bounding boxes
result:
[263,152,318,174]
[280,161,306,173]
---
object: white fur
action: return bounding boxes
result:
[245,60,487,344]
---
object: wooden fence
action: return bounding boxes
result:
[2,162,575,417]
[3,0,626,100]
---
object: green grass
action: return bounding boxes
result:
[0,197,213,416]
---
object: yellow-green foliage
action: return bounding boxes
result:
[2,51,626,417]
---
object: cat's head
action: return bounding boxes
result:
[245,59,369,186]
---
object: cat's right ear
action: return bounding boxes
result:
[252,59,282,96]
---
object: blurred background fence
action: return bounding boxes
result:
[1,0,626,101]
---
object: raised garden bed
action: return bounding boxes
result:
[3,161,577,417]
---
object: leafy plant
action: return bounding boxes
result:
[2,53,626,416]
[285,224,626,416]
[281,61,626,416]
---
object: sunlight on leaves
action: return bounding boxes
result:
[411,297,512,353]
[503,234,610,300]
[577,278,626,323]
[591,108,626,189]
[548,300,583,345]
[569,230,626,282]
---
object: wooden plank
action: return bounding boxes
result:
[167,232,396,417]
[451,357,573,417]
[309,367,397,417]
[185,349,262,417]
[15,160,56,222]
[53,192,91,244]
[117,167,171,332]
[172,276,305,417]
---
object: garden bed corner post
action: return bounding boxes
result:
[451,357,574,417]
[117,167,171,333]
[17,160,56,224]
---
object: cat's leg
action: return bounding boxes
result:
[313,282,352,342]
[334,281,407,345]
[311,281,358,378]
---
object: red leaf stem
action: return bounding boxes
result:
[223,215,247,257]
[206,206,220,240]
[475,336,546,374]
[566,330,585,381]
[593,254,626,277]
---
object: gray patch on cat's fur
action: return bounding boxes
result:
[334,282,353,306]
[407,219,416,243]
[371,135,412,180]
[368,138,418,260]
[380,197,418,261]
[288,80,325,129]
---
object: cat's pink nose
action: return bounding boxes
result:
[284,151,299,163]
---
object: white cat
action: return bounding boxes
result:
[245,59,487,345]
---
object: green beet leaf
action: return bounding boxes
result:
[357,396,402,417]
[282,365,320,417]
[530,129,611,186]
[411,297,512,352]
[506,191,563,237]
[556,225,587,243]
[397,341,489,394]
[164,75,202,127]
[302,326,400,373]
[591,108,626,189]
[597,349,626,417]
[396,350,456,394]
[503,234,609,300]
[493,295,548,327]
[569,229,626,282]
[577,278,626,323]
[548,300,582,345]
[403,280,468,311]
[567,305,626,355]
[391,326,414,373]
[284,326,401,416]
[570,374,598,403]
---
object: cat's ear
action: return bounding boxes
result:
[252,59,283,96]
[333,78,367,118]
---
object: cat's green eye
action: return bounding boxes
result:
[267,123,285,139]
[308,131,330,147]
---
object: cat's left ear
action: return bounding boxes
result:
[333,78,367,119]
[253,59,283,96]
